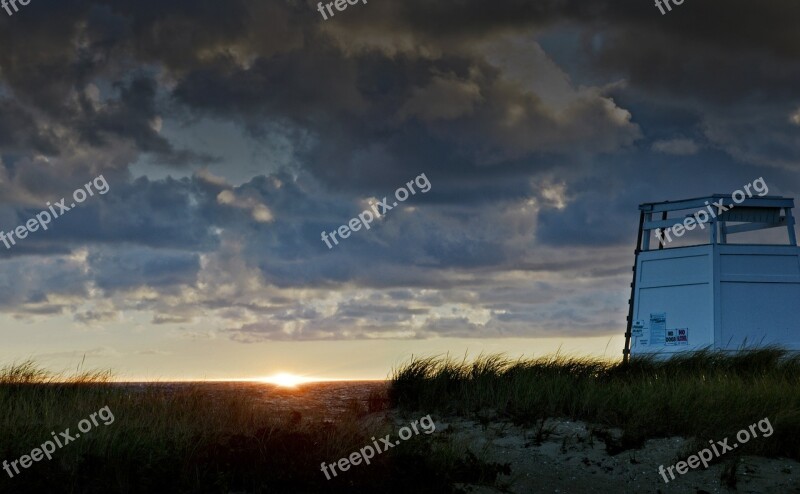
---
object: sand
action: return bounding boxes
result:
[417,416,800,493]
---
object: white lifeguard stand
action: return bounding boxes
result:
[624,194,800,360]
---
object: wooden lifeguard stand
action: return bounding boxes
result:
[624,194,800,361]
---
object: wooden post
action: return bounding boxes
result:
[786,207,797,246]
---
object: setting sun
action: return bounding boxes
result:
[260,373,311,387]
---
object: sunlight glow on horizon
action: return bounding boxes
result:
[258,372,316,387]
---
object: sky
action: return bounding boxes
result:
[0,0,799,380]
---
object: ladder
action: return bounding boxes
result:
[622,210,645,363]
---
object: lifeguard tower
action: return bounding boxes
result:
[623,194,800,360]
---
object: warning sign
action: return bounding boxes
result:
[634,313,689,349]
[632,320,645,337]
[650,313,666,345]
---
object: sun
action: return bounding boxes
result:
[260,372,309,388]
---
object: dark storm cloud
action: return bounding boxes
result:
[327,0,800,172]
[0,100,60,155]
[335,0,800,61]
[170,42,639,191]
[76,76,219,166]
[88,247,201,292]
[0,174,220,254]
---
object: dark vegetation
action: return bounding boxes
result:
[0,361,497,493]
[5,347,797,492]
[390,348,800,462]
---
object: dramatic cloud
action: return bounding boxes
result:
[1,0,798,345]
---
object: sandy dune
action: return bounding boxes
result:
[428,417,800,494]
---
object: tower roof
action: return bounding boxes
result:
[639,194,794,212]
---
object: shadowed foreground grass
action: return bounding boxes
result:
[0,361,501,494]
[390,348,800,460]
[7,348,798,492]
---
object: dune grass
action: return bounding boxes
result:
[8,348,797,492]
[0,360,496,494]
[390,348,800,461]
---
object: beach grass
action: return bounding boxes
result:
[0,360,499,493]
[6,347,798,492]
[389,347,800,461]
